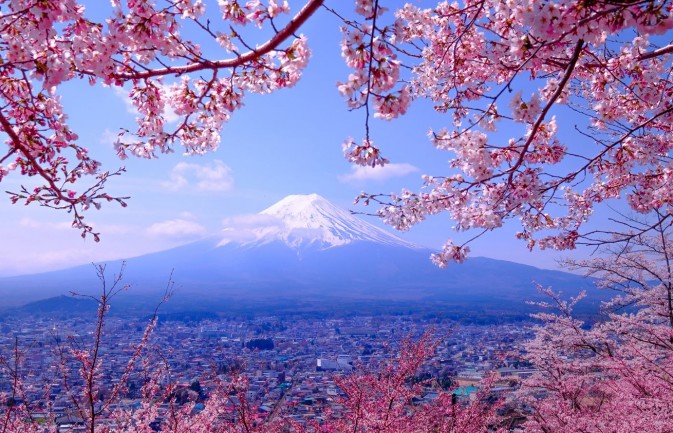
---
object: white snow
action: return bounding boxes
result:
[218,193,420,250]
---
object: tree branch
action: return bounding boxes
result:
[114,0,324,80]
[506,39,585,183]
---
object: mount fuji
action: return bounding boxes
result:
[219,193,420,250]
[0,194,598,315]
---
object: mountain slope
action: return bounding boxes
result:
[0,194,601,314]
[219,193,419,250]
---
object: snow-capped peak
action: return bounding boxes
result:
[219,194,419,250]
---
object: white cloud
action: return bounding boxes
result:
[19,217,72,231]
[0,224,142,277]
[0,248,99,277]
[218,214,283,245]
[146,219,207,239]
[114,86,138,116]
[338,163,419,183]
[0,212,199,277]
[99,128,120,147]
[19,217,134,235]
[178,211,198,220]
[163,160,234,192]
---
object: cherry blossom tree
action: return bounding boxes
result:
[342,0,673,265]
[0,0,319,240]
[0,264,165,433]
[521,213,673,432]
[2,0,672,259]
[307,333,502,433]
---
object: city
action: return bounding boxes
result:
[0,309,537,431]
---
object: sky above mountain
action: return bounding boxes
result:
[0,3,608,277]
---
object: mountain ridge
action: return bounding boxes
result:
[219,193,420,250]
[0,194,602,315]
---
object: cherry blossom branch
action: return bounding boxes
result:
[506,38,584,184]
[113,0,324,80]
[362,0,381,143]
[102,270,173,413]
[0,339,20,433]
[0,110,73,207]
[640,43,673,61]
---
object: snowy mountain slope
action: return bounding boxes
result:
[0,194,601,314]
[218,193,420,250]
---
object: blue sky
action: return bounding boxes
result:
[0,2,599,276]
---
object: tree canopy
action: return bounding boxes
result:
[0,0,672,259]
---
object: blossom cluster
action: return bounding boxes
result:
[522,224,673,431]
[341,0,673,264]
[2,0,673,259]
[0,0,317,239]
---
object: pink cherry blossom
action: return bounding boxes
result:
[1,0,673,257]
[343,0,673,264]
[0,0,319,240]
[522,218,673,432]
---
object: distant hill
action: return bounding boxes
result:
[0,194,604,318]
[14,295,98,315]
